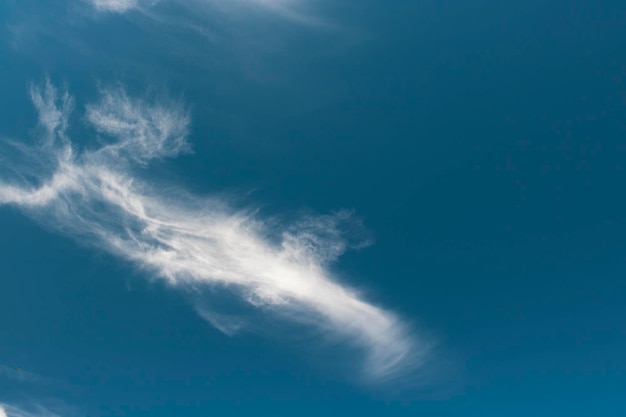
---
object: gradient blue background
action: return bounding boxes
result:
[1,0,626,415]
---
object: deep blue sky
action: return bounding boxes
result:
[1,0,626,416]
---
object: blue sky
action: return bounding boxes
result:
[0,0,625,416]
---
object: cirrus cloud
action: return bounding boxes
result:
[0,80,431,381]
[88,0,149,13]
[0,403,62,417]
[85,0,328,27]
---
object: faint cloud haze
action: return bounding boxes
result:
[0,364,54,385]
[0,80,431,381]
[0,403,61,417]
[89,0,142,13]
[86,0,328,26]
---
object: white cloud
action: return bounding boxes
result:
[85,86,190,163]
[196,308,245,337]
[89,0,141,13]
[86,0,327,26]
[0,81,431,380]
[0,403,61,417]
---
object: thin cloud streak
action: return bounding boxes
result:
[88,0,143,13]
[85,0,329,27]
[0,80,430,380]
[0,364,54,386]
[0,403,61,417]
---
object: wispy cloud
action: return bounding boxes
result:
[0,80,431,380]
[85,0,329,27]
[88,0,143,13]
[0,365,55,386]
[0,403,62,417]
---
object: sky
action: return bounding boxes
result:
[0,0,625,416]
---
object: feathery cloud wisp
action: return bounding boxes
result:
[0,403,61,417]
[89,0,142,13]
[86,0,326,27]
[0,80,429,380]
